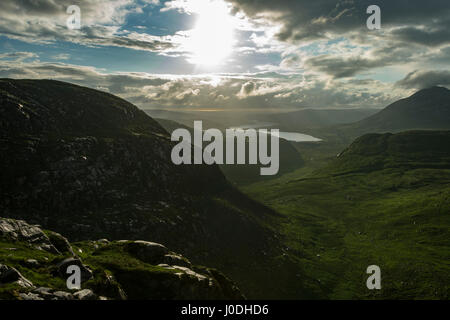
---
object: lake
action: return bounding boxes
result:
[228,127,322,143]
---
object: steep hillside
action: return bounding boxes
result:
[0,79,286,298]
[155,118,305,185]
[243,130,450,299]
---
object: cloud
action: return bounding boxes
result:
[51,54,71,60]
[238,81,256,97]
[303,42,419,78]
[390,25,450,47]
[0,57,408,110]
[215,1,450,79]
[0,0,180,53]
[396,70,450,89]
[225,0,450,45]
[0,52,38,61]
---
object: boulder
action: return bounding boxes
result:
[53,291,75,300]
[73,289,97,300]
[24,259,40,268]
[163,254,192,268]
[97,239,110,245]
[46,231,75,256]
[19,293,44,300]
[0,218,59,254]
[173,266,208,281]
[33,287,54,299]
[29,287,76,300]
[55,257,93,282]
[125,240,168,264]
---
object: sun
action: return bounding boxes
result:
[187,1,235,67]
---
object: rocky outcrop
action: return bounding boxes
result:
[0,217,244,300]
[0,218,59,254]
[19,288,98,301]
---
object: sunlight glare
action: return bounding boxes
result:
[187,0,235,67]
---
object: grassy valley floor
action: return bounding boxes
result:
[241,143,450,299]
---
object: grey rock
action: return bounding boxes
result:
[46,231,75,256]
[31,287,76,300]
[19,292,44,300]
[33,287,54,298]
[74,289,97,300]
[53,291,74,300]
[16,277,34,288]
[24,259,40,268]
[163,254,192,268]
[173,266,208,281]
[97,239,109,245]
[0,218,59,254]
[34,287,52,293]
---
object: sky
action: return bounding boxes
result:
[0,0,449,111]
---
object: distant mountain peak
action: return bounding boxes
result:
[339,83,450,136]
[412,85,450,97]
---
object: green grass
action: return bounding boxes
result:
[1,239,223,300]
[0,240,68,298]
[74,241,187,300]
[241,134,450,299]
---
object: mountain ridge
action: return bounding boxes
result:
[338,86,450,137]
[0,78,288,298]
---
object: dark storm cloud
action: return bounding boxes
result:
[396,70,450,89]
[226,0,450,44]
[305,55,382,78]
[390,24,450,47]
[304,44,417,78]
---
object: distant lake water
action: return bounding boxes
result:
[270,131,322,142]
[227,125,322,143]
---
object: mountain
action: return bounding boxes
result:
[0,217,243,300]
[155,118,305,185]
[0,79,289,298]
[340,86,450,137]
